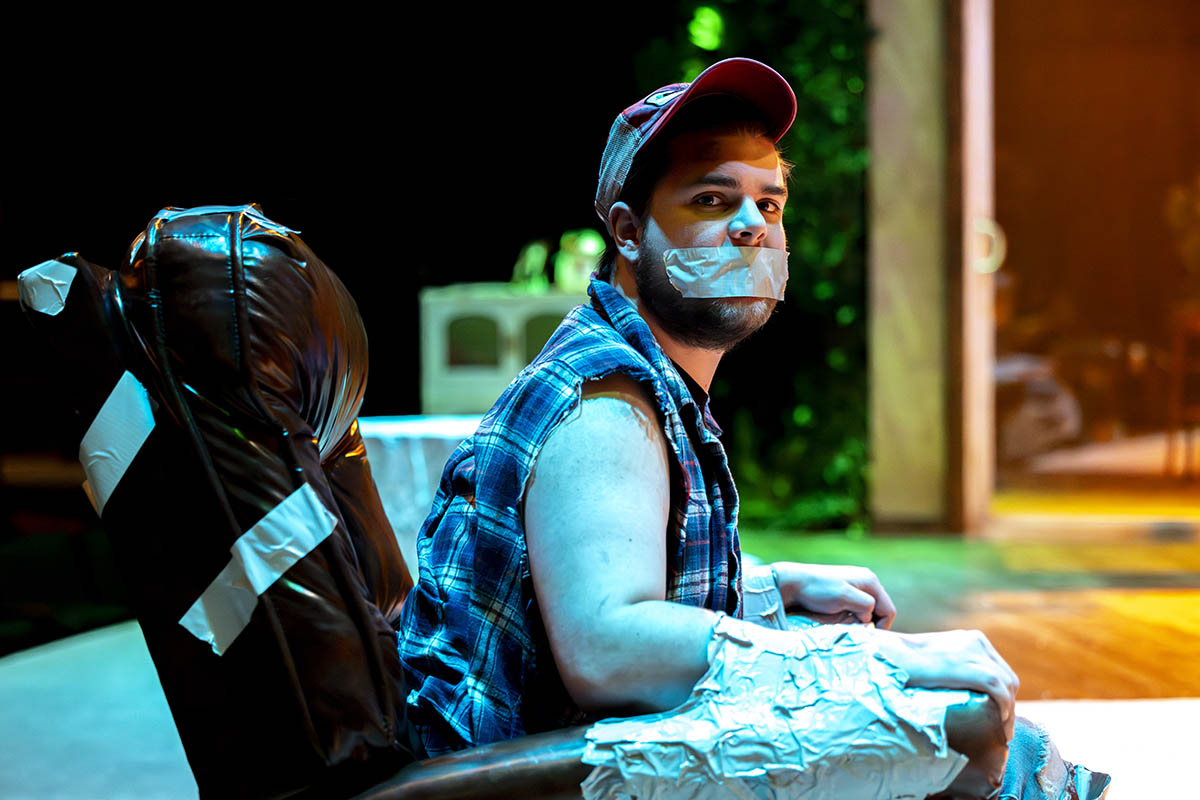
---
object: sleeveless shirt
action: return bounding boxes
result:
[397,277,742,756]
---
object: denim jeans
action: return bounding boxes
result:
[997,717,1111,800]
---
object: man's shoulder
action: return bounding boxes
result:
[535,302,661,387]
[467,302,671,466]
[579,373,659,419]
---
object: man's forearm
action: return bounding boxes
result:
[557,600,719,714]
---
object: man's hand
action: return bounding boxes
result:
[873,628,1020,740]
[772,562,897,629]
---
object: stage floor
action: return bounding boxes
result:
[4,477,1198,797]
[2,615,1195,796]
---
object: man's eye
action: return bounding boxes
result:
[696,194,723,207]
[759,199,783,214]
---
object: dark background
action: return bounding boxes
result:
[2,14,673,421]
[0,11,691,654]
[1,3,875,655]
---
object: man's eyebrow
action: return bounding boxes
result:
[687,173,739,189]
[687,173,789,197]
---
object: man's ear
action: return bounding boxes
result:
[608,202,642,263]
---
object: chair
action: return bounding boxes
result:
[19,204,1006,799]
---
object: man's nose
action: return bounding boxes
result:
[727,198,767,246]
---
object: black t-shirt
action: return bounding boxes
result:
[671,359,710,410]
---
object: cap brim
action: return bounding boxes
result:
[642,57,798,148]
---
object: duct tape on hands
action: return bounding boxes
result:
[663,246,788,300]
[581,615,970,799]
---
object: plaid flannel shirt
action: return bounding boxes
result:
[397,277,742,756]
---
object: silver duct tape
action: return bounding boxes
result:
[581,615,969,800]
[662,246,789,300]
[79,371,157,516]
[179,482,338,655]
[17,259,77,316]
[740,563,787,631]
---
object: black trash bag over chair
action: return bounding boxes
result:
[19,204,419,799]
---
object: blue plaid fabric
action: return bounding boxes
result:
[397,277,742,756]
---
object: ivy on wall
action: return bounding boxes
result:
[638,0,873,532]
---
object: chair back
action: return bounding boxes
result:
[19,204,418,799]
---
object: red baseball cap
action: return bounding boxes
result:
[594,57,797,225]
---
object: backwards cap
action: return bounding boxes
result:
[594,57,797,226]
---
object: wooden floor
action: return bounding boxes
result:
[948,587,1200,699]
[740,523,1200,701]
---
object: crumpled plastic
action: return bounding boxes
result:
[581,614,970,799]
[662,246,788,300]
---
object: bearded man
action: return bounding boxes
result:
[397,58,1107,799]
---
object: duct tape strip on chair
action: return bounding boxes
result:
[17,258,78,316]
[79,371,157,516]
[178,482,339,655]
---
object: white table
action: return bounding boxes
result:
[358,415,482,580]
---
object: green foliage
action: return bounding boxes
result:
[551,229,605,294]
[511,240,550,291]
[688,6,725,51]
[640,0,872,532]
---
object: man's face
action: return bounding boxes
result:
[633,128,788,351]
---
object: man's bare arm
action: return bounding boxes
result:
[524,373,717,713]
[524,374,1019,728]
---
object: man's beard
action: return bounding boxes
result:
[633,246,777,351]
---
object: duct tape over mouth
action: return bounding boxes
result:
[179,482,338,655]
[663,246,788,300]
[581,614,970,799]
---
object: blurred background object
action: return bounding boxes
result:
[991,0,1200,507]
[418,228,596,415]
